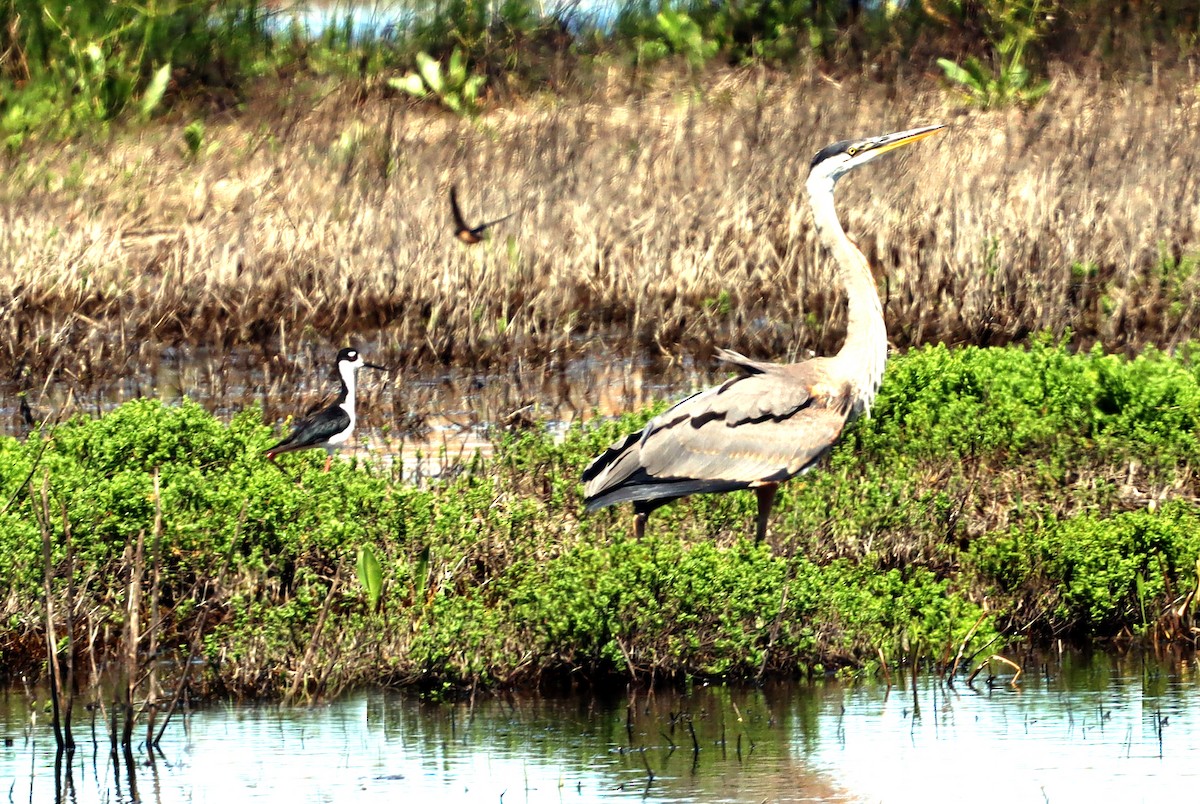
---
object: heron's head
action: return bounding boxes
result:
[808,124,946,188]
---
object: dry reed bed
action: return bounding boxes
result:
[3,69,1200,405]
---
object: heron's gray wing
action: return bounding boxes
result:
[584,360,851,509]
[640,367,849,480]
[642,357,826,439]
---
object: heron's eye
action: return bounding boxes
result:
[847,146,858,156]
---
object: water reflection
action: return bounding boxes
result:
[808,651,1200,802]
[3,652,1198,803]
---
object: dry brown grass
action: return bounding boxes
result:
[3,66,1200,418]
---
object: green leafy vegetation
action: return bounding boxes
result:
[389,48,486,119]
[631,4,720,73]
[0,0,274,146]
[4,343,1200,696]
[3,1,1199,146]
[970,503,1200,638]
[935,0,1052,107]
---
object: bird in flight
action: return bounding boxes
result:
[450,184,515,244]
[266,347,387,472]
[582,124,946,544]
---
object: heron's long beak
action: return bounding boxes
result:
[362,362,388,371]
[870,123,946,157]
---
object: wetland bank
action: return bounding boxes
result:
[2,0,1200,739]
[4,651,1200,803]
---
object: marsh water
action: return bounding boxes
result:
[0,344,730,479]
[2,652,1198,803]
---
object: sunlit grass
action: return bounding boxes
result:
[4,69,1200,398]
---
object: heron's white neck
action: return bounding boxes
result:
[806,172,888,417]
[338,361,358,425]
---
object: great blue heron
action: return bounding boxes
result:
[449,185,515,244]
[266,348,387,472]
[582,124,946,542]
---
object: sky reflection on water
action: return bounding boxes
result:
[1,652,1198,803]
[807,652,1200,802]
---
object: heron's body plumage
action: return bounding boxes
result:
[583,353,851,514]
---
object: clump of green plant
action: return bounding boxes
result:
[182,120,206,159]
[969,503,1200,638]
[633,3,720,72]
[0,1,273,144]
[696,0,834,64]
[935,0,1052,107]
[613,0,850,67]
[389,48,486,118]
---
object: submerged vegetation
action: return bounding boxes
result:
[2,343,1199,699]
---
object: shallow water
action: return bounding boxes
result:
[2,652,1197,803]
[276,0,623,40]
[0,341,723,480]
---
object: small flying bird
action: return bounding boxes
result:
[449,184,515,244]
[266,347,387,472]
[582,124,947,544]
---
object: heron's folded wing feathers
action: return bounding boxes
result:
[583,358,851,505]
[639,365,850,480]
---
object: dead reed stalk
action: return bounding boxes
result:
[145,468,163,747]
[35,471,72,751]
[284,559,345,705]
[120,525,145,750]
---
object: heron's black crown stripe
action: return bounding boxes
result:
[809,139,855,169]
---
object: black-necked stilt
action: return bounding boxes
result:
[450,184,515,244]
[265,348,386,472]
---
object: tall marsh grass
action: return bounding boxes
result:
[3,68,1200,405]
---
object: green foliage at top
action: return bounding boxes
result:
[0,1,273,146]
[4,342,1200,694]
[615,1,844,67]
[935,0,1052,107]
[389,48,486,118]
[2,1,1198,145]
[403,0,541,58]
[628,3,721,72]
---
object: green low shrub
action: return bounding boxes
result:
[4,342,1200,694]
[970,502,1200,636]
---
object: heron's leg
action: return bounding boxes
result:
[323,454,333,473]
[631,500,654,539]
[754,484,779,544]
[633,511,648,539]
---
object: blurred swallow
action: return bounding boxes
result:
[450,185,515,244]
